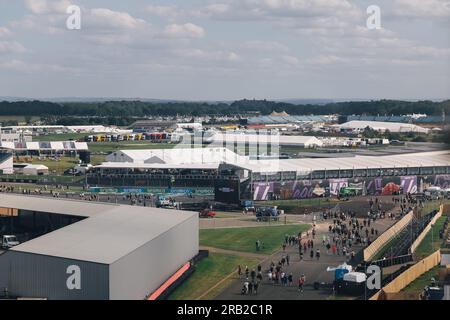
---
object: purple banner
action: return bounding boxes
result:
[329,179,349,196]
[253,183,273,201]
[401,176,418,194]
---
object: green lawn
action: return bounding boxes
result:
[90,154,106,165]
[200,224,310,254]
[168,253,260,300]
[88,142,175,153]
[33,133,88,142]
[401,266,440,297]
[417,201,443,218]
[414,216,448,260]
[372,233,405,261]
[24,156,79,175]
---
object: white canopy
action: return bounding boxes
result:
[343,272,367,283]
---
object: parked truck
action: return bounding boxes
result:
[1,235,20,250]
[240,200,255,213]
[256,207,281,222]
[155,195,179,209]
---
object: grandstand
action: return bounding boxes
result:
[89,147,450,203]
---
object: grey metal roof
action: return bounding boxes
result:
[0,194,197,264]
[228,150,450,174]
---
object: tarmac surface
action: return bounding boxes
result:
[215,210,396,300]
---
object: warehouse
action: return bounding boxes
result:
[334,121,430,134]
[13,163,49,175]
[0,152,13,174]
[0,194,198,300]
[0,141,88,155]
[105,147,242,165]
[210,133,323,148]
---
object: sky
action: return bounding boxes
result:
[0,0,449,101]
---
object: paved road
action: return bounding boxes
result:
[215,218,395,300]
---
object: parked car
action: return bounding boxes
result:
[199,209,217,218]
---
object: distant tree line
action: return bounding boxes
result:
[0,99,449,117]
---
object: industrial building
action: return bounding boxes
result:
[1,125,129,134]
[13,163,49,176]
[0,194,198,300]
[245,115,337,125]
[210,133,323,148]
[105,147,239,165]
[334,121,430,134]
[0,152,13,174]
[0,141,88,155]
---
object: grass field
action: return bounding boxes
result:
[33,133,88,142]
[414,216,448,260]
[15,156,80,175]
[168,253,260,300]
[417,200,444,217]
[87,142,176,153]
[200,224,310,254]
[90,154,106,165]
[401,266,440,297]
[372,233,404,261]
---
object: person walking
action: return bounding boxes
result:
[298,275,305,293]
[237,265,242,277]
[251,269,256,282]
[310,249,314,260]
[316,249,321,260]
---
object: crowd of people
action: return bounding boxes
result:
[235,197,409,297]
[0,184,161,206]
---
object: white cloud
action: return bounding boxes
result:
[0,41,26,54]
[163,23,205,39]
[393,0,450,18]
[0,59,75,73]
[24,0,71,14]
[199,0,360,20]
[146,5,182,19]
[241,40,290,53]
[88,8,148,30]
[0,27,12,37]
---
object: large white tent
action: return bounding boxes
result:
[335,121,429,134]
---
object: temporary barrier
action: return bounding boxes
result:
[364,212,413,262]
[410,205,443,254]
[370,250,442,300]
[444,204,450,216]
